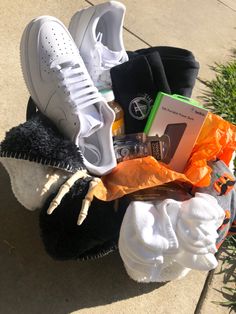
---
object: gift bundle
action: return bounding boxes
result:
[1,1,236,283]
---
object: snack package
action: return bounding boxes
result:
[113,133,170,162]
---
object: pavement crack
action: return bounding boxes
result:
[84,0,152,47]
[123,26,152,47]
[217,0,236,12]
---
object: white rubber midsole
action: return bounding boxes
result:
[20,16,44,107]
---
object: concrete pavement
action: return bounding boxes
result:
[0,0,235,313]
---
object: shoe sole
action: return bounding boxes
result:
[20,16,71,110]
[20,16,44,107]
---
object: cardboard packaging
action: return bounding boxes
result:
[144,92,208,172]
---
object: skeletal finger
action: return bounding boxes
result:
[77,178,101,225]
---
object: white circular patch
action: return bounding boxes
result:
[129,95,152,120]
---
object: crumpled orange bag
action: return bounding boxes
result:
[94,112,236,201]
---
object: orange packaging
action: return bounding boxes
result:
[93,112,236,202]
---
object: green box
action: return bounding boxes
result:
[144,92,208,172]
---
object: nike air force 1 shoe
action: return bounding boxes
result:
[20,16,116,175]
[69,1,128,90]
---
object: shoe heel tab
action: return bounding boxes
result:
[109,1,126,12]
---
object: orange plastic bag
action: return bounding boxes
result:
[94,112,236,201]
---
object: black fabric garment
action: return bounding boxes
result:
[39,180,130,260]
[110,51,171,134]
[26,97,38,121]
[0,113,84,172]
[128,46,200,98]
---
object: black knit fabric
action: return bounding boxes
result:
[39,179,130,260]
[128,46,200,97]
[0,113,84,172]
[111,51,171,134]
[111,46,199,134]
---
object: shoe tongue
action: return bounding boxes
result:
[97,42,123,66]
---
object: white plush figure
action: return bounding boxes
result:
[118,193,225,282]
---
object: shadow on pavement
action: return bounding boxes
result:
[0,163,166,314]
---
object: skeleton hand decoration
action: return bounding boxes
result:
[47,169,101,225]
[78,177,101,225]
[41,169,61,196]
[47,169,88,215]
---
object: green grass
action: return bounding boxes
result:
[212,236,236,312]
[201,60,236,125]
[200,57,236,312]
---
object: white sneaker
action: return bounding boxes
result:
[69,1,128,90]
[20,16,116,175]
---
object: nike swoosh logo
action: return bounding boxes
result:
[44,90,57,112]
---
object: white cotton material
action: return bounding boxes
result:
[174,193,225,270]
[118,193,225,282]
[0,158,70,211]
[229,151,236,173]
[123,255,191,283]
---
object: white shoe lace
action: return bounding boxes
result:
[51,58,105,164]
[51,59,104,108]
[89,32,124,89]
